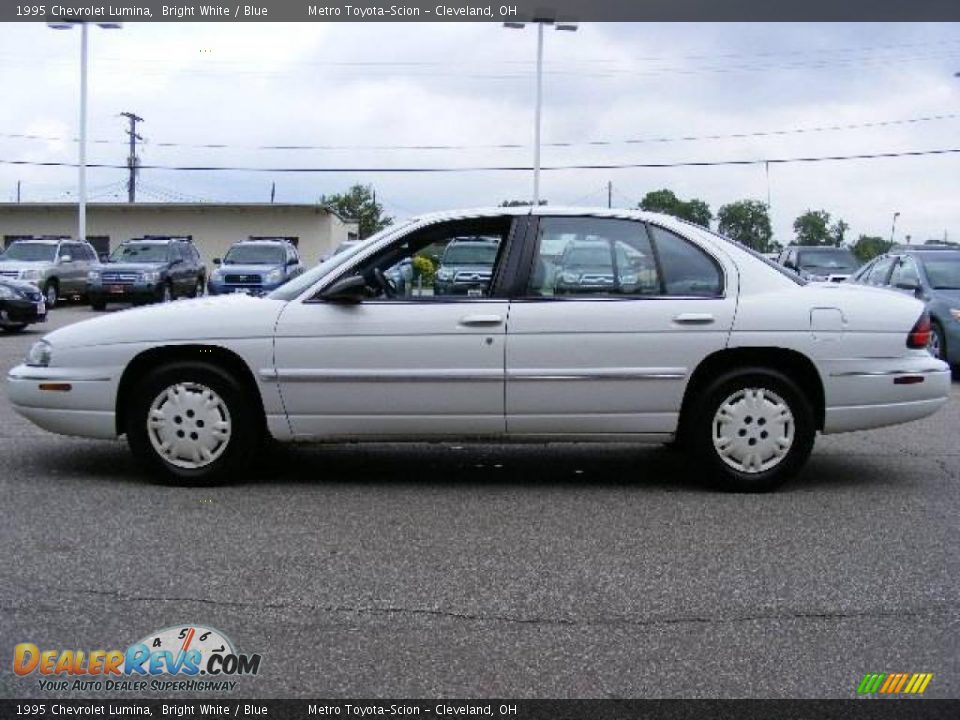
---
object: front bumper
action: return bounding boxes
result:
[87,282,162,303]
[207,280,281,297]
[1,297,46,325]
[7,364,118,439]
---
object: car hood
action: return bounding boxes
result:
[0,277,41,293]
[217,263,282,275]
[42,294,287,350]
[0,260,53,272]
[100,262,167,273]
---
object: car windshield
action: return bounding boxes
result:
[3,243,57,262]
[564,245,610,267]
[109,243,169,263]
[442,243,498,265]
[224,245,286,265]
[798,249,858,271]
[268,220,414,301]
[920,254,960,289]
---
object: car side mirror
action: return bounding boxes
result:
[213,258,222,265]
[321,275,368,303]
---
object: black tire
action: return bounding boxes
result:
[682,367,815,492]
[1,323,28,333]
[158,282,174,304]
[125,361,263,486]
[43,280,59,309]
[930,321,947,363]
[190,276,204,298]
[90,299,107,311]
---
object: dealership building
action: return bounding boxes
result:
[0,202,359,264]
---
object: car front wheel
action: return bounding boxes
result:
[125,362,261,485]
[685,368,815,492]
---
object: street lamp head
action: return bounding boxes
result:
[503,21,527,28]
[46,19,122,29]
[556,21,579,31]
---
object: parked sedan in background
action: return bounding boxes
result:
[0,277,46,333]
[208,239,303,296]
[7,207,950,492]
[87,237,206,310]
[777,245,861,282]
[0,238,99,308]
[850,246,960,372]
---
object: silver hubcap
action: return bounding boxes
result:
[929,330,942,359]
[713,387,795,474]
[147,382,232,470]
[46,286,57,305]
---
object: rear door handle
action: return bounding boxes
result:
[459,314,503,326]
[673,313,715,325]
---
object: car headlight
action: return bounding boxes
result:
[25,340,52,368]
[265,268,283,283]
[211,268,223,281]
[140,271,160,283]
[620,273,639,285]
[561,271,580,283]
[950,309,960,322]
[0,284,22,299]
[436,269,453,281]
[87,270,101,282]
[19,268,41,281]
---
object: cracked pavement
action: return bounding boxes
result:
[1,307,958,699]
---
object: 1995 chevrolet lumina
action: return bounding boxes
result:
[7,208,951,491]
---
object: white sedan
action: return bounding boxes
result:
[7,208,951,491]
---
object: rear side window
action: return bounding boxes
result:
[867,257,895,286]
[647,225,723,297]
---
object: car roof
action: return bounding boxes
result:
[891,245,960,254]
[407,206,695,224]
[231,239,289,246]
[11,238,64,244]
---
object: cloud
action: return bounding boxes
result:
[0,21,958,242]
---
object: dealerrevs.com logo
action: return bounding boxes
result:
[13,625,262,692]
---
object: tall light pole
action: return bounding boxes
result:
[504,17,577,206]
[890,211,900,244]
[47,19,122,243]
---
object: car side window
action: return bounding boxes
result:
[867,257,895,286]
[890,257,920,288]
[347,217,510,301]
[646,225,723,297]
[526,217,660,298]
[852,258,875,282]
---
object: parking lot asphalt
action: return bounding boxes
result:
[0,305,957,700]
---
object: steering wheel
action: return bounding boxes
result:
[373,267,398,298]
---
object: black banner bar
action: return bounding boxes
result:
[4,0,960,23]
[2,700,960,720]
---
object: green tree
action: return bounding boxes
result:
[792,209,846,246]
[716,199,773,252]
[852,235,893,262]
[638,189,712,228]
[319,184,393,239]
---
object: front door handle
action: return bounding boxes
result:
[673,313,715,325]
[459,314,503,326]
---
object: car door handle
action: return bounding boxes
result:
[459,314,503,326]
[673,313,715,325]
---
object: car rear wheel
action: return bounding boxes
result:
[684,368,815,492]
[929,322,947,363]
[43,281,58,309]
[160,282,173,303]
[0,323,28,333]
[125,362,261,485]
[90,299,106,311]
[190,278,204,298]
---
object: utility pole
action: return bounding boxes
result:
[121,111,143,203]
[16,180,21,203]
[607,180,612,208]
[270,182,276,203]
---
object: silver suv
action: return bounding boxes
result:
[0,238,99,308]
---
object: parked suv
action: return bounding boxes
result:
[850,245,960,372]
[0,237,98,308]
[208,239,303,296]
[87,237,205,310]
[433,238,499,296]
[777,245,861,282]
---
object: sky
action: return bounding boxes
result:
[0,21,958,244]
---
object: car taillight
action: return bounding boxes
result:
[906,311,932,349]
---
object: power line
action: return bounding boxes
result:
[1,112,957,152]
[1,146,958,174]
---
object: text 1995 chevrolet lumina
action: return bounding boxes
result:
[7,208,951,491]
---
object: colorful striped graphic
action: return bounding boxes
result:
[857,672,933,695]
